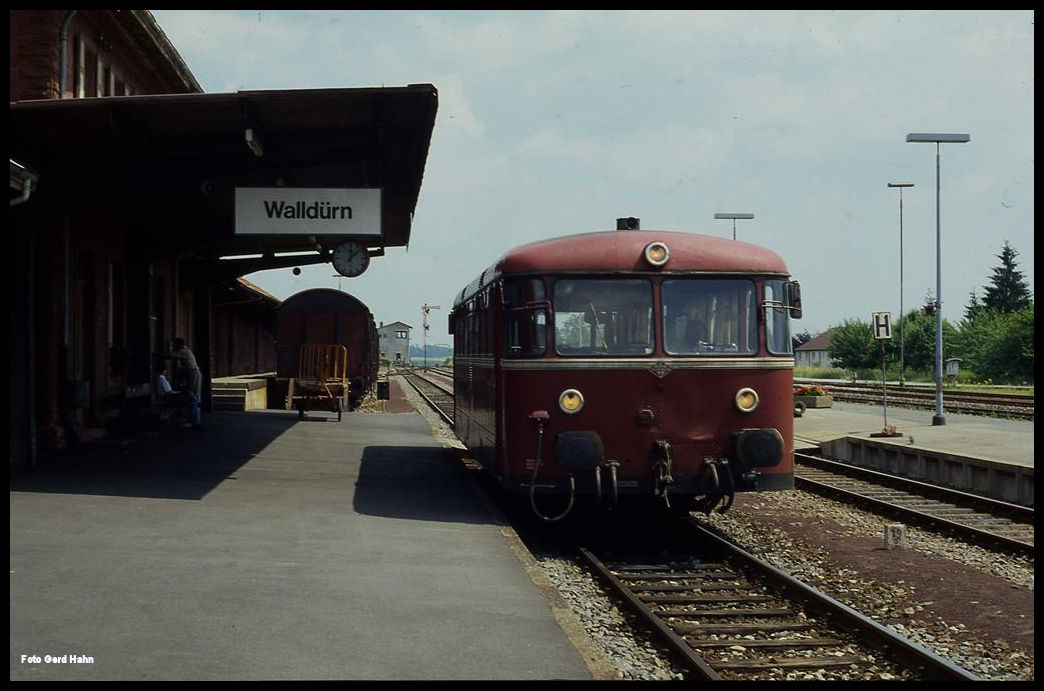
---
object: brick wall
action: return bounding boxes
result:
[10,10,64,101]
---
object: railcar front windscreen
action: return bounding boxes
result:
[662,279,757,355]
[504,277,547,357]
[553,279,653,356]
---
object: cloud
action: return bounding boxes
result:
[151,10,1033,341]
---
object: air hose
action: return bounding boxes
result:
[528,414,574,522]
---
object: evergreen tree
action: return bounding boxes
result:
[982,241,1032,313]
[963,290,982,321]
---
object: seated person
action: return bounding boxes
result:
[155,363,202,430]
[685,319,711,352]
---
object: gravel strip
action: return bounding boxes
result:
[698,491,1034,681]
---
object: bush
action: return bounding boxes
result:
[954,305,1034,384]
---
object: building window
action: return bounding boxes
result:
[396,330,408,339]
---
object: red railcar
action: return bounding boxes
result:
[449,220,803,521]
[275,288,379,409]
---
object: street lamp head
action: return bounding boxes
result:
[714,213,755,220]
[906,133,970,144]
[888,182,915,188]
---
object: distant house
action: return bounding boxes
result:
[378,321,412,366]
[795,329,836,368]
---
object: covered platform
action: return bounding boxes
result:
[9,82,439,467]
[10,383,594,680]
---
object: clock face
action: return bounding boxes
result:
[332,241,370,277]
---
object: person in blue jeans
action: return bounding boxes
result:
[155,363,202,430]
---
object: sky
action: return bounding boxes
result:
[150,10,1034,344]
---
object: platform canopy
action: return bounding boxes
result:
[10,84,438,267]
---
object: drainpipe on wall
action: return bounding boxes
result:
[58,10,78,99]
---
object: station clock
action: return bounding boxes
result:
[331,241,370,278]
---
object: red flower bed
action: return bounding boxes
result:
[794,385,829,397]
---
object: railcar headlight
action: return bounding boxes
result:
[559,388,585,415]
[644,241,670,267]
[735,387,759,413]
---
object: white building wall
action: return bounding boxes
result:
[377,324,411,365]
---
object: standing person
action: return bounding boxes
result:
[155,363,202,430]
[170,337,202,403]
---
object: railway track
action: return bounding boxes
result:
[400,369,454,424]
[398,368,1002,680]
[793,451,1034,555]
[804,382,1034,420]
[580,521,979,681]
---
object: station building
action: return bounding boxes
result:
[9,10,438,468]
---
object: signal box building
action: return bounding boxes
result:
[9,10,438,468]
[377,321,412,367]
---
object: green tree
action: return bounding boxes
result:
[963,290,983,321]
[827,319,878,370]
[982,241,1032,313]
[901,310,957,372]
[955,305,1034,383]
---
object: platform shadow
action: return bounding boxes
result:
[9,411,296,501]
[352,445,493,524]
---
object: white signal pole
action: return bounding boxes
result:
[421,303,440,370]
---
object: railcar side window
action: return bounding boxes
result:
[764,279,793,355]
[662,279,756,355]
[553,279,653,356]
[504,278,547,356]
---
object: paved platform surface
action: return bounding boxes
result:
[10,403,593,680]
[794,401,1034,468]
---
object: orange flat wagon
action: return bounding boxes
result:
[287,343,350,420]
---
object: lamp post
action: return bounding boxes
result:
[887,182,914,386]
[905,133,970,426]
[714,212,755,240]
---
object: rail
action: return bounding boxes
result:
[797,380,1033,420]
[794,451,1033,555]
[581,523,980,681]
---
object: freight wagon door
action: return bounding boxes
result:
[305,313,337,345]
[277,312,337,378]
[276,312,303,377]
[339,314,365,373]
